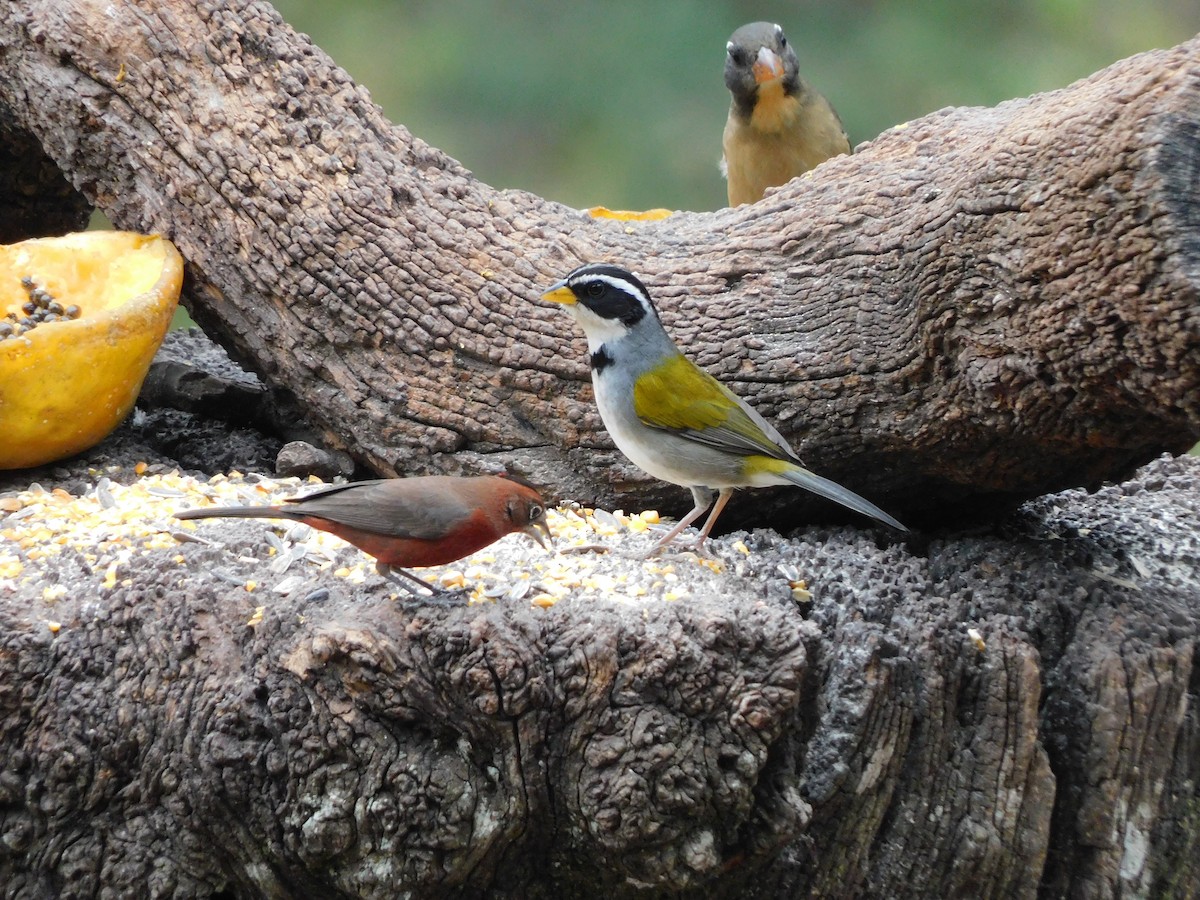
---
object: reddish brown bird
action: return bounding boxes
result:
[176,474,551,595]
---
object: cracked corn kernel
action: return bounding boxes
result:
[246,606,265,627]
[584,573,617,592]
[0,555,23,578]
[439,571,466,588]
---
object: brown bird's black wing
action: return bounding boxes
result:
[283,480,473,540]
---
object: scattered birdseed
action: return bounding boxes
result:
[170,529,215,545]
[776,563,814,604]
[273,575,305,595]
[95,484,117,510]
[0,468,816,613]
[0,554,23,579]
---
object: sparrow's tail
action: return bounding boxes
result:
[780,465,909,533]
[175,505,295,522]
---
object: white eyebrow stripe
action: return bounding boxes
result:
[569,272,646,299]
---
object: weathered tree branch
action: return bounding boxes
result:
[1,449,1198,898]
[1,2,1197,528]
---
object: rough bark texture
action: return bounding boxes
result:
[0,112,92,243]
[1,434,1199,899]
[1,1,1198,530]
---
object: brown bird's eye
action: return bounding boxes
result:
[529,504,543,519]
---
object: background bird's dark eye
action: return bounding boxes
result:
[586,282,604,298]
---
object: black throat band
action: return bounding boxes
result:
[590,346,614,374]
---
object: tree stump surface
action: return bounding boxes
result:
[0,438,1198,898]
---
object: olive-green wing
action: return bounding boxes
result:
[632,354,797,462]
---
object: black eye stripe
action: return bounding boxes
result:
[574,280,645,326]
[563,265,655,327]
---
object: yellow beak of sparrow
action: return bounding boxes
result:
[540,280,577,305]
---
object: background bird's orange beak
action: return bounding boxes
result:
[540,281,576,305]
[751,46,785,84]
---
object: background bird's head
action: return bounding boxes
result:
[539,264,662,351]
[724,22,800,114]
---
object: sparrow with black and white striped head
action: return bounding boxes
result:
[540,263,907,552]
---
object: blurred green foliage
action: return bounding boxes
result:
[273,0,1196,211]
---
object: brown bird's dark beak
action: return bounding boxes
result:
[523,518,553,551]
[751,46,785,84]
